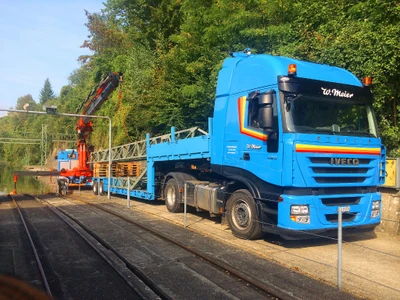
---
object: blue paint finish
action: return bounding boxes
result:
[147,160,155,198]
[57,149,78,171]
[109,187,154,200]
[216,54,361,97]
[291,134,381,188]
[97,177,155,200]
[277,192,381,231]
[148,135,211,161]
[211,96,229,166]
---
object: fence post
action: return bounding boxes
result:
[337,206,350,291]
[127,177,130,208]
[338,208,342,291]
[13,174,18,194]
[184,182,187,229]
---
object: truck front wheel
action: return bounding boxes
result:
[164,178,183,213]
[226,189,262,240]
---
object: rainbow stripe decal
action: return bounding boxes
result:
[238,96,267,141]
[296,144,380,155]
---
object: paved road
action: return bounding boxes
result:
[84,191,400,300]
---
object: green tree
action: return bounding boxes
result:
[4,0,393,159]
[15,94,38,111]
[39,78,56,105]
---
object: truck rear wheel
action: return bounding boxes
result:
[99,181,105,196]
[164,178,183,213]
[226,189,262,240]
[93,181,98,195]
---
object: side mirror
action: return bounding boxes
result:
[258,90,276,130]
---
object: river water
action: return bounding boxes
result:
[0,164,50,195]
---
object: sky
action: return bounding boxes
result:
[0,0,106,116]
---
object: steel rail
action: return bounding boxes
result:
[31,195,167,300]
[66,194,293,300]
[9,195,53,297]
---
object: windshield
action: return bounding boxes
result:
[282,94,378,137]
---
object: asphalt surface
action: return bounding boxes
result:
[0,195,142,299]
[45,193,357,300]
[79,190,400,300]
[3,188,400,300]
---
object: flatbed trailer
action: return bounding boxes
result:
[91,124,211,199]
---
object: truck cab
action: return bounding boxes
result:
[210,51,384,239]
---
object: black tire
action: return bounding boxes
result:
[226,189,262,240]
[99,181,105,196]
[59,184,67,196]
[93,181,98,195]
[164,178,183,213]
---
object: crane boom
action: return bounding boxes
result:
[81,72,121,123]
[59,72,122,185]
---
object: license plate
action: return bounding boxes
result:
[338,206,351,212]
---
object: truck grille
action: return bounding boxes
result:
[321,197,361,206]
[325,213,356,223]
[309,157,374,186]
[312,167,369,174]
[315,177,365,184]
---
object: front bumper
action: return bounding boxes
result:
[261,223,379,240]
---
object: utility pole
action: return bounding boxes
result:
[41,124,48,168]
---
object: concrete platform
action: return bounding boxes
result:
[78,191,400,300]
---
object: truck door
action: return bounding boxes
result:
[238,90,283,186]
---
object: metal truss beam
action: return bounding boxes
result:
[90,127,207,163]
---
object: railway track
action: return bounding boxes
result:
[3,193,357,300]
[9,193,284,299]
[56,194,293,300]
[9,194,52,298]
[8,194,159,300]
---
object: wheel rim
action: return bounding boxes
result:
[232,200,252,230]
[166,185,175,206]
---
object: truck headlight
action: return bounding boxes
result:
[372,201,380,210]
[291,205,309,215]
[290,205,310,224]
[371,201,380,218]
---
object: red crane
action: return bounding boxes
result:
[59,72,122,185]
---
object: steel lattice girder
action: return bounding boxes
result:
[90,127,207,163]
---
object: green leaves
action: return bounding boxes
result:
[3,0,400,164]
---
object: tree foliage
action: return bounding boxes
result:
[2,0,400,166]
[39,78,56,105]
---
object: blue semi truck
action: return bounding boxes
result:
[91,51,385,239]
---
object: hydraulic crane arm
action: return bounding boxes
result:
[81,72,122,123]
[60,72,122,181]
[76,72,122,141]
